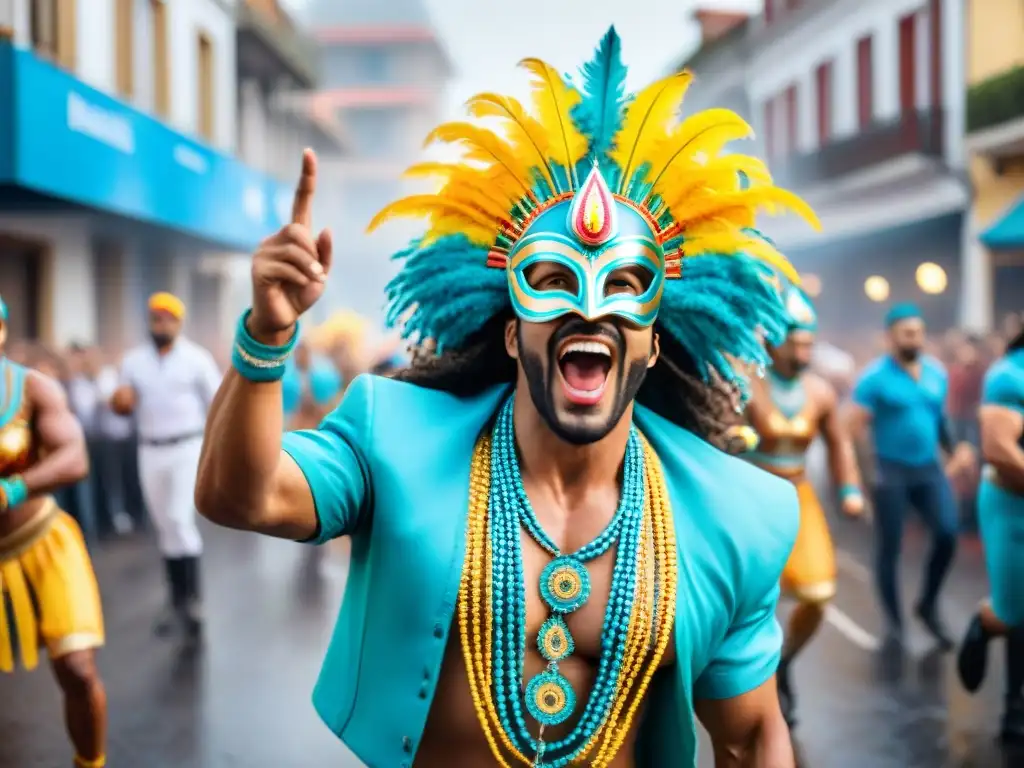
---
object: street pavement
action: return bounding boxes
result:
[1,481,1022,767]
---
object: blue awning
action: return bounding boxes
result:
[0,41,292,252]
[981,196,1024,250]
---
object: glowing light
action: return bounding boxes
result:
[915,262,947,294]
[864,276,890,302]
[802,273,822,297]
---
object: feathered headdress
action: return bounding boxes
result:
[369,27,820,392]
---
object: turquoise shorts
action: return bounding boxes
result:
[978,478,1024,627]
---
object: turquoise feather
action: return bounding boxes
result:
[571,26,629,168]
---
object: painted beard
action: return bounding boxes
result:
[517,316,650,445]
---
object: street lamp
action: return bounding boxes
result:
[915,262,947,294]
[864,275,890,302]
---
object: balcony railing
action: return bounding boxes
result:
[771,108,944,189]
[237,2,318,88]
[967,66,1024,134]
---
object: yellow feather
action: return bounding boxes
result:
[608,71,693,191]
[517,58,589,183]
[366,194,499,234]
[421,214,495,246]
[655,159,773,216]
[424,122,537,198]
[658,154,772,196]
[670,186,821,231]
[647,109,754,192]
[465,92,559,193]
[439,181,514,221]
[681,233,799,283]
[403,162,520,215]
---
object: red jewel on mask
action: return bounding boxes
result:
[568,167,617,248]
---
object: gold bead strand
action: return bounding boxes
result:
[458,435,523,767]
[573,510,653,765]
[589,476,658,765]
[593,440,678,766]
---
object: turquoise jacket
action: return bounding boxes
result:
[282,375,799,767]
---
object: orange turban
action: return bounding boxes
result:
[148,292,186,319]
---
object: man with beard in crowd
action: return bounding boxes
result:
[111,293,220,644]
[848,303,975,650]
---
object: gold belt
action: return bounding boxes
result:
[0,497,58,562]
[751,461,806,481]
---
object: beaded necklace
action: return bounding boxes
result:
[458,396,678,767]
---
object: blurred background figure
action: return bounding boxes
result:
[112,293,221,645]
[282,338,342,430]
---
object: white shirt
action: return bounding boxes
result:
[94,365,134,440]
[67,375,99,435]
[120,337,221,442]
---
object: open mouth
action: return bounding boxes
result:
[557,339,613,406]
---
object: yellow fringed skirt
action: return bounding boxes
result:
[0,498,104,672]
[779,479,836,603]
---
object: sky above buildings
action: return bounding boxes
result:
[287,0,760,116]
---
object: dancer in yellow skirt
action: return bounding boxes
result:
[733,285,864,728]
[0,294,106,767]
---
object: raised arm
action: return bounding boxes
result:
[195,149,344,542]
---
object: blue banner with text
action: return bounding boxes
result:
[0,41,292,251]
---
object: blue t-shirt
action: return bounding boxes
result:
[982,349,1024,446]
[853,355,948,466]
[282,358,342,416]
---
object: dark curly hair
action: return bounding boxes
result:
[394,311,744,450]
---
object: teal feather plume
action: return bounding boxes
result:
[571,26,629,168]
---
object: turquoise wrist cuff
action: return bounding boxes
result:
[232,309,300,383]
[0,476,28,510]
[839,484,861,501]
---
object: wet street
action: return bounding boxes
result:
[2,478,1024,766]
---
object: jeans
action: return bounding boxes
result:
[872,459,958,629]
[90,435,150,533]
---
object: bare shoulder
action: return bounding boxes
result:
[803,371,837,407]
[24,368,69,407]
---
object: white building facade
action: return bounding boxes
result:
[682,0,973,332]
[0,0,291,350]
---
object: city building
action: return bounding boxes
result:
[300,0,452,325]
[964,0,1024,329]
[679,10,753,123]
[0,0,291,350]
[207,0,348,340]
[678,0,970,333]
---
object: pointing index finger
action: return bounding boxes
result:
[291,149,317,228]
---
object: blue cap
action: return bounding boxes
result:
[783,285,817,333]
[0,294,6,323]
[884,302,922,328]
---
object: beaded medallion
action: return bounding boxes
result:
[457,396,678,767]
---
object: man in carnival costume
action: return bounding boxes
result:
[0,295,107,767]
[729,284,864,728]
[957,326,1024,743]
[197,29,818,766]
